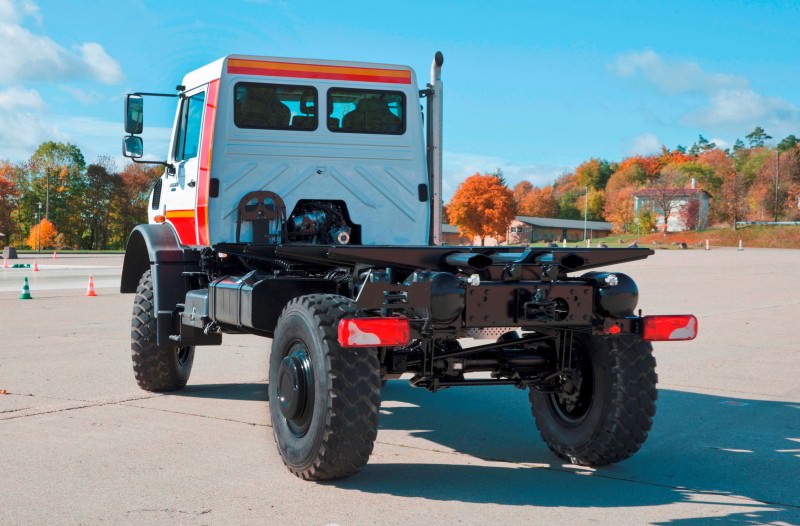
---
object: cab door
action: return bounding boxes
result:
[165,88,207,245]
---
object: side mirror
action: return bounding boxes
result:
[123,135,143,159]
[125,94,143,134]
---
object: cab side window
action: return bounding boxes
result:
[174,91,206,161]
[234,83,317,131]
[328,88,405,134]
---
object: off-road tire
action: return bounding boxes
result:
[269,294,380,481]
[530,334,657,466]
[130,269,194,392]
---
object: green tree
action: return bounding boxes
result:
[575,158,614,189]
[745,126,771,148]
[777,134,799,152]
[82,157,118,249]
[25,142,87,247]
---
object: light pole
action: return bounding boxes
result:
[583,186,589,241]
[37,202,42,253]
[775,150,780,222]
[45,168,50,221]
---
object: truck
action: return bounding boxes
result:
[120,51,697,481]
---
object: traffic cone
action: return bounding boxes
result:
[20,277,32,300]
[85,276,97,297]
[33,260,39,272]
[53,251,58,259]
[2,258,8,269]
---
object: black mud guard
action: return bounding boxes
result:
[120,223,201,346]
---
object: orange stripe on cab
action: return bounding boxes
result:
[166,210,195,219]
[227,59,412,85]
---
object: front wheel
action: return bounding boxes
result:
[269,294,381,480]
[530,334,657,466]
[130,269,194,392]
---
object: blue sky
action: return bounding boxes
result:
[2,0,799,199]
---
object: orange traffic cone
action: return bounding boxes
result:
[33,260,39,272]
[85,276,97,297]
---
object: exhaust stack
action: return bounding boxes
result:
[428,51,444,245]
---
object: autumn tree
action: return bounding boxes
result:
[26,218,59,250]
[512,181,533,213]
[645,172,684,233]
[575,158,614,190]
[604,186,636,232]
[0,162,20,246]
[518,186,558,217]
[448,173,514,245]
[109,163,161,247]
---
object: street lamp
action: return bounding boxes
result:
[775,150,780,222]
[583,186,589,241]
[37,201,42,253]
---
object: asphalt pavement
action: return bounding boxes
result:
[0,249,798,525]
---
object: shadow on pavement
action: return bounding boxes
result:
[176,383,268,402]
[333,380,800,522]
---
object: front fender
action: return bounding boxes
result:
[120,223,201,346]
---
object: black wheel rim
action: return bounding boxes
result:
[548,343,594,425]
[276,341,314,437]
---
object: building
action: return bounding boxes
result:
[507,216,613,244]
[442,224,472,245]
[633,188,711,232]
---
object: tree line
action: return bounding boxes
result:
[446,127,800,242]
[0,141,158,250]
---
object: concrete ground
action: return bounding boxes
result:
[0,249,798,525]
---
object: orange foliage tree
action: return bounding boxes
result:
[518,186,558,217]
[26,218,59,250]
[448,174,514,245]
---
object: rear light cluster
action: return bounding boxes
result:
[337,317,410,348]
[642,315,698,341]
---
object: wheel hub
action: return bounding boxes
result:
[276,344,314,436]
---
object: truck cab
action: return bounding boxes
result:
[129,55,437,248]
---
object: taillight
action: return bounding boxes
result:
[337,317,410,348]
[642,315,698,341]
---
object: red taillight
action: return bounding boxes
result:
[642,315,698,341]
[337,317,410,348]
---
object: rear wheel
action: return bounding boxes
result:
[530,334,657,466]
[269,294,381,480]
[130,269,194,392]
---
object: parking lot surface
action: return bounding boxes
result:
[1,249,798,525]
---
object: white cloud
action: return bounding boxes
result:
[0,1,122,85]
[0,88,66,160]
[0,84,43,110]
[612,49,800,135]
[443,151,567,201]
[628,133,663,156]
[709,137,729,150]
[685,88,800,128]
[611,49,745,95]
[60,86,101,105]
[0,0,39,24]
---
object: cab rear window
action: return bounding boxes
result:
[234,83,317,131]
[327,88,405,135]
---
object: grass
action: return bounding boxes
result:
[587,225,800,249]
[519,226,800,250]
